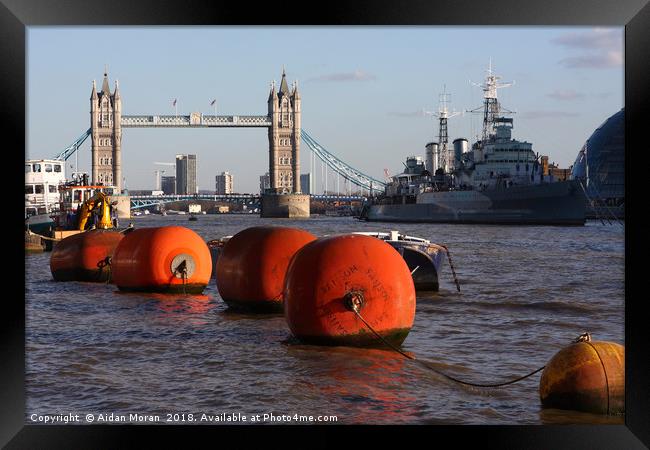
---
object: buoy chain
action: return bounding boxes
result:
[95,256,113,284]
[431,244,461,293]
[171,259,189,295]
[585,340,610,415]
[351,305,546,388]
[97,256,112,268]
[343,291,365,313]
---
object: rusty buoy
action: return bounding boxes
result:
[539,339,625,414]
[50,229,124,282]
[215,226,317,312]
[284,234,416,346]
[112,226,211,294]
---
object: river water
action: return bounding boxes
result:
[25,214,625,425]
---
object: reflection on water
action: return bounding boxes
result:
[25,215,625,424]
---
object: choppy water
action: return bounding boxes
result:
[25,214,625,425]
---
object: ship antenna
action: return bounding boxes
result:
[467,60,515,145]
[424,87,462,174]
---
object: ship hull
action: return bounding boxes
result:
[363,180,586,225]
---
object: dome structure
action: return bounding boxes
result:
[571,109,624,217]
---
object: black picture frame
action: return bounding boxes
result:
[3,0,648,447]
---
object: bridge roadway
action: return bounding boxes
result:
[121,114,271,128]
[130,193,366,209]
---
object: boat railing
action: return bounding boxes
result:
[352,231,431,244]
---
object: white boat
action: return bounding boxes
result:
[25,208,55,240]
[25,159,66,234]
[352,231,449,291]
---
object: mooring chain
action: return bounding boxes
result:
[431,244,461,292]
[344,291,546,388]
[96,256,113,284]
[578,181,623,228]
[173,260,189,295]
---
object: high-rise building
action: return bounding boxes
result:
[161,175,176,195]
[176,154,197,194]
[300,173,311,195]
[215,171,234,194]
[259,172,271,194]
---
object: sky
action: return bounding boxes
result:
[27,27,623,193]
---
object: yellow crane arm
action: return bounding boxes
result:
[76,192,114,230]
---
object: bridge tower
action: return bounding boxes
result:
[90,70,122,193]
[267,69,301,194]
[261,69,309,218]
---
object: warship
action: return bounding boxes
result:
[359,64,586,225]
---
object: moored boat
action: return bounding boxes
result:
[353,231,447,291]
[359,63,586,225]
[25,158,66,247]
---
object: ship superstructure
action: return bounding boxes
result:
[361,62,586,225]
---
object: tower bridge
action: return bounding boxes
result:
[52,69,385,218]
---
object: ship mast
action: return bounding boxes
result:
[468,59,514,144]
[424,85,461,172]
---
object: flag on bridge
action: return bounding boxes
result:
[172,99,177,107]
[210,99,216,106]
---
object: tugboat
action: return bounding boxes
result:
[360,62,586,225]
[51,174,118,236]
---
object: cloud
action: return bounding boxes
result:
[546,89,585,101]
[521,111,580,120]
[305,70,377,82]
[558,51,623,69]
[552,28,623,69]
[551,28,622,50]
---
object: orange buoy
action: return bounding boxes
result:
[50,229,124,282]
[112,226,211,294]
[284,234,416,346]
[540,340,624,414]
[215,226,317,312]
